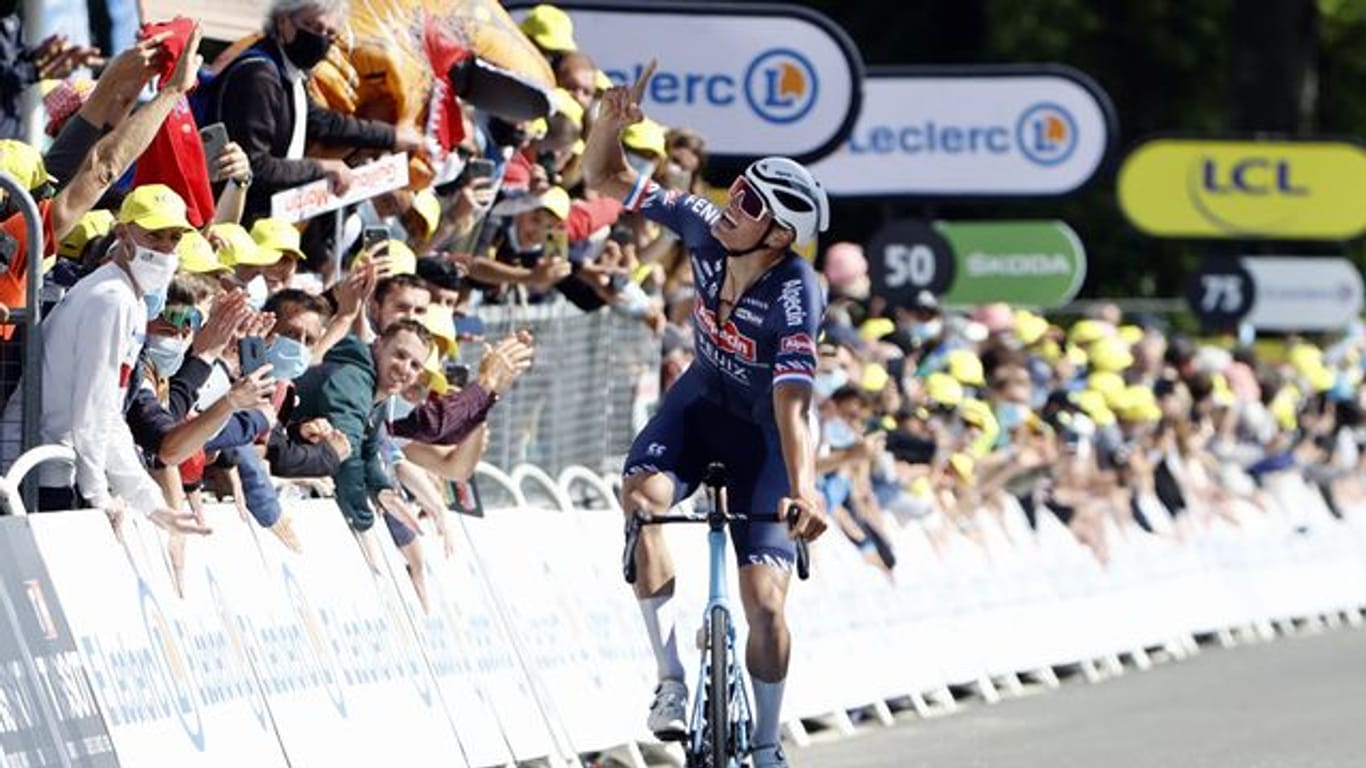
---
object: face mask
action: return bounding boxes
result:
[665,162,691,189]
[282,23,331,71]
[128,243,177,298]
[910,319,942,344]
[814,369,849,399]
[196,364,232,409]
[144,334,187,376]
[246,275,268,310]
[997,401,1027,432]
[265,335,311,381]
[626,152,657,178]
[144,291,167,321]
[387,394,417,422]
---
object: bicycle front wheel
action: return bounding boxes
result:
[708,604,730,767]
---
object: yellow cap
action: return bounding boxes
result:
[924,372,964,407]
[1288,343,1323,376]
[1065,343,1089,368]
[0,139,55,191]
[1015,310,1050,346]
[1068,319,1111,347]
[520,4,577,52]
[1304,363,1336,393]
[411,190,441,239]
[946,349,985,387]
[535,187,571,221]
[622,118,667,158]
[422,348,449,395]
[858,317,895,342]
[250,218,305,262]
[1087,370,1127,406]
[1115,386,1162,423]
[421,308,457,358]
[948,452,975,485]
[1087,337,1134,373]
[207,223,268,267]
[57,209,114,260]
[1117,324,1144,345]
[176,230,229,274]
[1071,390,1116,427]
[117,184,193,232]
[860,363,889,393]
[550,88,584,129]
[594,69,614,92]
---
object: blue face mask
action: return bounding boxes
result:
[814,369,849,399]
[144,291,167,321]
[996,402,1027,432]
[910,319,942,344]
[144,333,187,376]
[265,335,311,381]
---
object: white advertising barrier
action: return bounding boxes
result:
[511,1,863,161]
[1241,257,1365,332]
[811,66,1116,197]
[374,514,540,768]
[270,152,410,223]
[27,511,289,768]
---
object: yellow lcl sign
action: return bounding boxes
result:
[1117,139,1366,240]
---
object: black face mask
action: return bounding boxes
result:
[281,24,331,71]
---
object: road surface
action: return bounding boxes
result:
[794,626,1366,768]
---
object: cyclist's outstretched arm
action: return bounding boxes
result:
[583,61,656,201]
[774,381,824,539]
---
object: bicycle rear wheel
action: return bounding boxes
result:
[708,604,730,767]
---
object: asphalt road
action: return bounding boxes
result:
[794,626,1366,768]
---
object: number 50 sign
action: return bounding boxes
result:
[867,220,956,307]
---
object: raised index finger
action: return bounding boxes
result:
[630,58,657,104]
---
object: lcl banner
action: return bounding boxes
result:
[510,1,864,161]
[812,66,1117,197]
[1118,139,1366,240]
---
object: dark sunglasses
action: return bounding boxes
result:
[726,177,769,221]
[160,305,203,332]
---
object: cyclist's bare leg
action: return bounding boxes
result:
[740,562,793,748]
[623,470,686,685]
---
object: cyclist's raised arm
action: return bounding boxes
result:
[583,61,656,203]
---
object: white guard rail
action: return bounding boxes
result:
[1,448,1365,766]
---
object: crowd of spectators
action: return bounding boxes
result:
[0,0,1363,605]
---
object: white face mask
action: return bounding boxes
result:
[144,333,188,376]
[127,243,178,297]
[245,275,269,310]
[196,364,232,410]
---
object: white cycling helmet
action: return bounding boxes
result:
[740,156,830,246]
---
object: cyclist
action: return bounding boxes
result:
[583,66,830,768]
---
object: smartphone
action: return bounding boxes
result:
[199,123,229,181]
[464,158,496,182]
[444,361,470,389]
[544,227,568,261]
[239,336,267,376]
[362,226,389,251]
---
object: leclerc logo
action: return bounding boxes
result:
[745,49,818,124]
[1016,102,1077,166]
[609,48,820,126]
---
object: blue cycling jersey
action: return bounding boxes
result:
[624,176,824,424]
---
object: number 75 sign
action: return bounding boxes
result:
[1186,256,1363,331]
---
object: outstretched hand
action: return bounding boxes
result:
[597,59,655,131]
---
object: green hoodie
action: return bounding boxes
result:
[292,335,392,530]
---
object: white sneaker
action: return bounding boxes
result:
[750,743,789,767]
[646,679,688,740]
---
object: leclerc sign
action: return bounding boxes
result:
[811,66,1116,197]
[510,1,863,161]
[1118,139,1366,240]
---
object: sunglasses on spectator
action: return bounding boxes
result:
[160,305,203,332]
[726,177,769,221]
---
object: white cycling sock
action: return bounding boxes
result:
[752,678,785,748]
[638,595,686,682]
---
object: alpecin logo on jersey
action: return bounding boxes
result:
[694,305,757,361]
[780,333,816,356]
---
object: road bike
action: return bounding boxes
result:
[623,462,810,767]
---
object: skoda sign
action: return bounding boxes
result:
[936,221,1087,308]
[811,66,1116,197]
[1118,139,1366,240]
[511,1,863,161]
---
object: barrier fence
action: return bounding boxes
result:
[1,448,1365,767]
[464,304,660,476]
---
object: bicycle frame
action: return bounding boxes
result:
[687,496,754,765]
